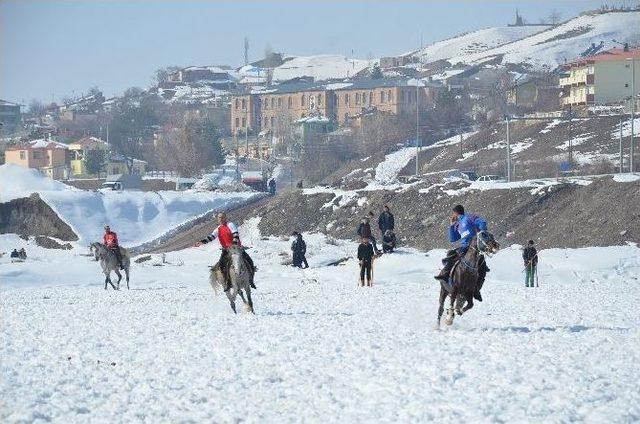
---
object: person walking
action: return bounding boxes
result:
[358,236,375,287]
[523,240,538,287]
[291,231,309,269]
[377,205,395,238]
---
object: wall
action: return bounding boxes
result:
[594,59,640,104]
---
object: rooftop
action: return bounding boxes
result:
[7,138,68,151]
[564,47,640,68]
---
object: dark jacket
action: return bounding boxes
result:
[383,232,397,248]
[378,211,395,232]
[523,246,538,266]
[357,243,375,263]
[291,236,306,255]
[357,222,373,238]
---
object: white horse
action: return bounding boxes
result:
[90,242,131,290]
[209,245,255,314]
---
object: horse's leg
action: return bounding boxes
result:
[104,275,109,290]
[226,291,237,314]
[455,295,465,315]
[461,294,474,314]
[238,289,252,313]
[245,287,254,314]
[125,266,130,290]
[437,285,446,328]
[115,270,122,290]
[105,272,116,290]
[445,288,456,325]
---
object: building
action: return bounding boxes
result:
[507,75,560,111]
[230,78,442,135]
[106,154,147,175]
[0,99,21,135]
[560,47,640,107]
[4,138,69,179]
[67,136,110,176]
[168,66,237,90]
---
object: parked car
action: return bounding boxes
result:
[445,170,478,181]
[477,175,507,183]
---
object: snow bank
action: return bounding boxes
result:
[0,164,259,246]
[374,147,417,184]
[273,55,371,82]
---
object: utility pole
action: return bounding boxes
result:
[629,57,636,173]
[244,37,249,66]
[567,107,573,167]
[505,115,511,182]
[619,116,624,173]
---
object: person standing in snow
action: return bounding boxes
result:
[434,205,490,301]
[103,225,124,270]
[523,240,538,287]
[268,178,276,196]
[196,212,256,292]
[291,231,309,269]
[378,205,395,238]
[358,236,375,287]
[357,215,380,254]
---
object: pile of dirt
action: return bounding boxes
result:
[248,176,640,250]
[0,194,78,241]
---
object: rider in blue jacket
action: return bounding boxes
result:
[435,204,490,301]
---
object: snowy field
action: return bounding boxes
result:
[2,218,640,423]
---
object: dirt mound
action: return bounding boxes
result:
[0,194,78,241]
[250,176,640,250]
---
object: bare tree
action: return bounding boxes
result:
[548,9,562,25]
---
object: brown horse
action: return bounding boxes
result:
[437,231,500,328]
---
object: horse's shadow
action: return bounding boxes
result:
[471,325,630,333]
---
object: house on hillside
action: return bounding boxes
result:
[507,75,560,111]
[168,66,237,90]
[560,47,640,107]
[58,92,105,121]
[106,153,147,175]
[4,138,70,179]
[0,99,22,135]
[67,136,110,176]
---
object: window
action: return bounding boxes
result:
[235,117,239,127]
[235,99,239,109]
[277,98,282,107]
[241,117,246,127]
[625,64,631,69]
[241,98,246,110]
[318,94,323,106]
[625,83,629,88]
[271,117,275,127]
[370,91,374,104]
[271,98,275,108]
[33,151,43,160]
[398,90,403,101]
[355,93,360,105]
[19,151,26,160]
[388,90,392,102]
[345,93,349,106]
[380,91,385,103]
[288,97,292,109]
[301,94,306,107]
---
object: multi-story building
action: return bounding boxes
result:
[67,136,110,176]
[0,99,21,135]
[560,47,640,107]
[230,78,442,135]
[4,138,70,179]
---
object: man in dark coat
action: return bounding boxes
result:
[268,178,276,196]
[378,205,395,237]
[291,232,309,269]
[357,216,380,254]
[357,236,375,286]
[523,240,538,287]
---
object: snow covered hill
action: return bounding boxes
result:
[448,11,640,69]
[411,25,551,63]
[1,219,639,422]
[0,164,260,247]
[272,55,372,82]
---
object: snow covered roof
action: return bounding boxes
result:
[0,99,21,107]
[296,116,330,123]
[271,55,372,82]
[7,138,68,151]
[68,136,109,148]
[564,47,640,68]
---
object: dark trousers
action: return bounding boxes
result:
[360,260,372,281]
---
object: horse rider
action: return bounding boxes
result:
[196,212,256,292]
[103,225,124,269]
[434,204,490,301]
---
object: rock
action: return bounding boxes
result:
[34,236,73,250]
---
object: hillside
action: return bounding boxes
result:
[411,25,551,63]
[448,11,640,69]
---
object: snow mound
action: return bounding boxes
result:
[0,164,259,246]
[374,147,417,184]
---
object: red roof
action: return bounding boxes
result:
[564,48,640,68]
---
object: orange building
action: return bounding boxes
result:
[4,138,70,179]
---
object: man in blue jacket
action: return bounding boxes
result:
[434,204,490,301]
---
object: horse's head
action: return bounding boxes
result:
[477,231,500,256]
[227,245,245,274]
[89,242,101,261]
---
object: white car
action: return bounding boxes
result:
[477,175,507,183]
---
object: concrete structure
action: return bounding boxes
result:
[4,138,69,179]
[0,99,21,135]
[68,136,110,176]
[102,174,142,191]
[106,154,147,175]
[560,47,640,107]
[230,78,442,135]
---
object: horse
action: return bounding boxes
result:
[437,231,500,328]
[209,245,255,314]
[90,242,131,290]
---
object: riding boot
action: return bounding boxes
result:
[435,256,455,281]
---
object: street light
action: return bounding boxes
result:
[627,57,636,173]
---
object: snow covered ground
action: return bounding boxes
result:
[0,164,259,247]
[2,217,640,422]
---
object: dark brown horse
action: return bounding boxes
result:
[437,231,500,328]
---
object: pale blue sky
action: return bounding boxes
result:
[0,0,614,104]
